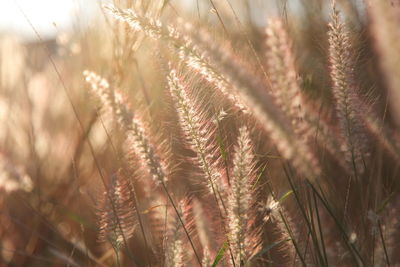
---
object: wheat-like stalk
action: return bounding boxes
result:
[167,68,223,195]
[227,126,260,264]
[265,18,306,131]
[328,4,369,174]
[83,70,132,129]
[182,46,248,112]
[127,118,168,185]
[84,70,167,185]
[167,67,243,265]
[98,170,137,250]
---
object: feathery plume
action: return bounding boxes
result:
[83,70,132,129]
[167,68,233,263]
[328,4,369,174]
[103,4,164,39]
[98,170,137,250]
[264,18,331,176]
[228,126,260,264]
[183,50,248,112]
[83,70,167,185]
[264,18,358,174]
[265,19,305,131]
[167,68,222,195]
[127,119,168,185]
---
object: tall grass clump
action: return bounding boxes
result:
[1,0,400,266]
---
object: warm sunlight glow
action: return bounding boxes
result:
[0,0,96,39]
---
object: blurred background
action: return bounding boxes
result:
[1,0,357,40]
